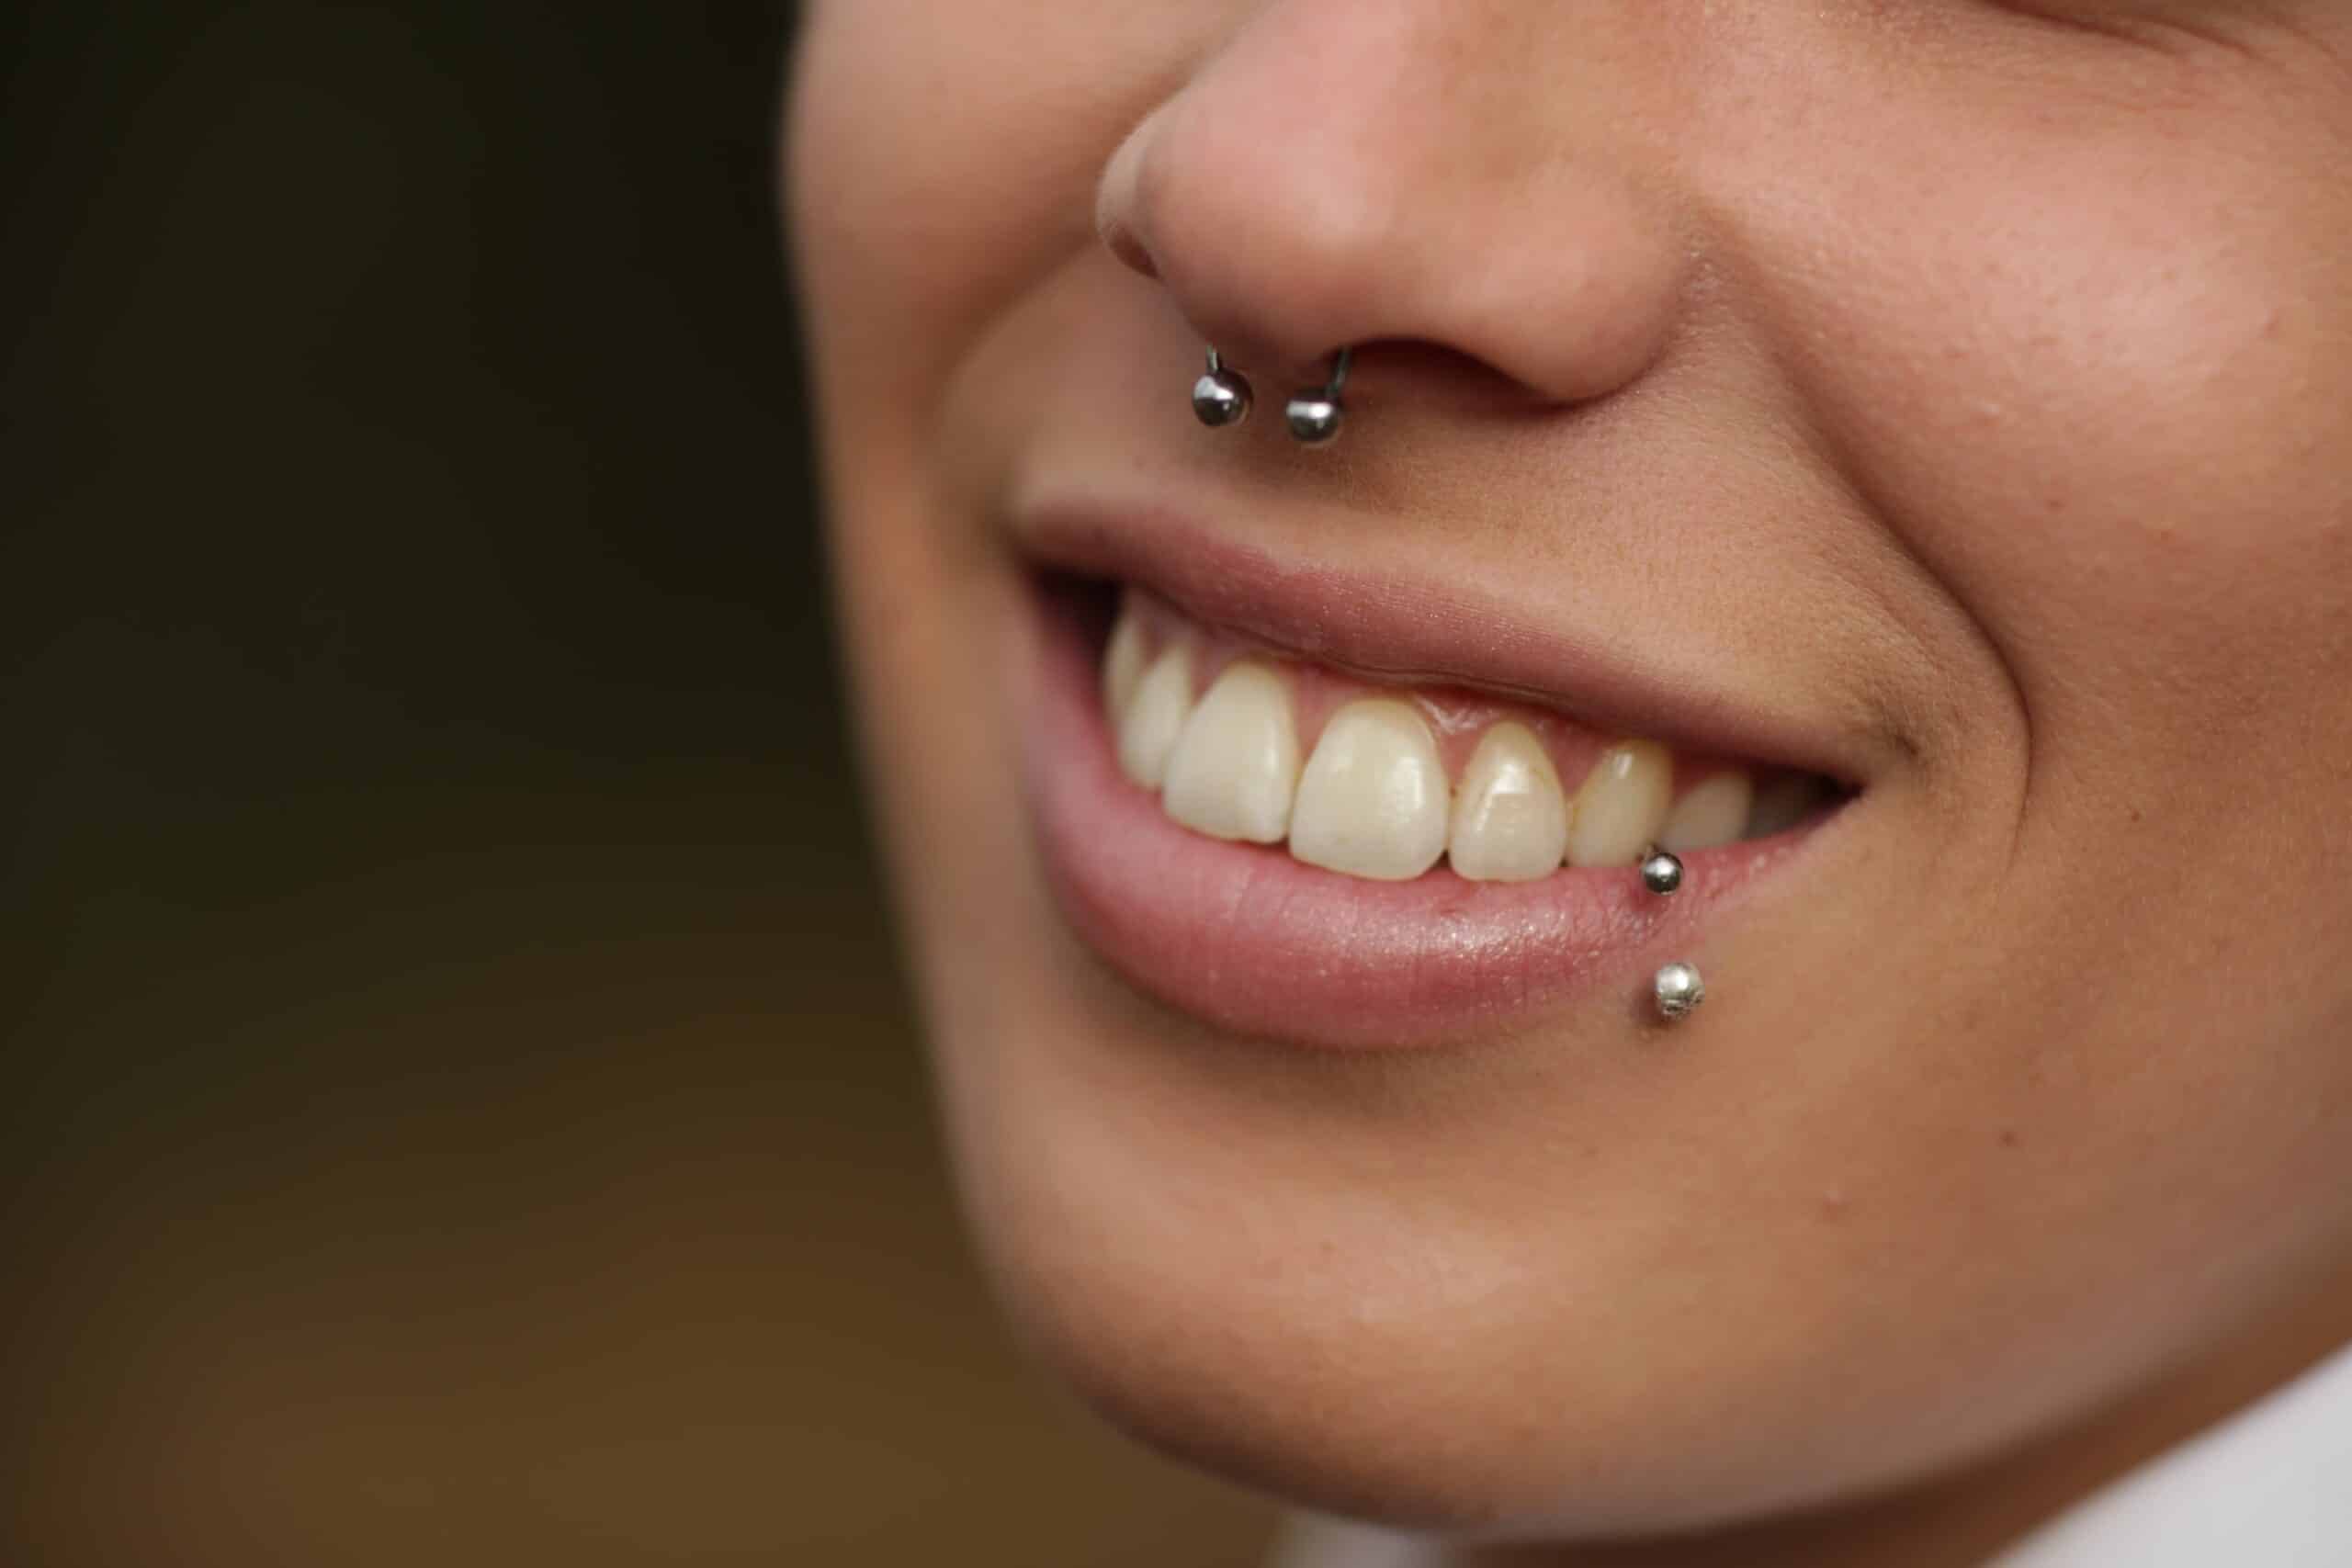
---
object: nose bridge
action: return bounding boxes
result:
[1097,0,1692,405]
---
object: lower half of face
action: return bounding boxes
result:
[788,0,2352,1540]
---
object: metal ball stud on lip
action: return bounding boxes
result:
[1653,963,1705,1021]
[1638,849,1702,1021]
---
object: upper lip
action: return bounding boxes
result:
[1012,494,1877,785]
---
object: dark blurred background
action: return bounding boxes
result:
[1,4,1269,1562]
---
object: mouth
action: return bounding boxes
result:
[1012,512,1860,1051]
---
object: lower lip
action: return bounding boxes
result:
[1018,581,1824,1052]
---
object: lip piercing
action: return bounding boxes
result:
[1193,346,1353,445]
[1639,846,1704,1021]
[1192,348,1253,428]
[1653,962,1706,1021]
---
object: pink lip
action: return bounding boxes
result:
[1017,576,1831,1052]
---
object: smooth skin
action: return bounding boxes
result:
[784,4,2352,1562]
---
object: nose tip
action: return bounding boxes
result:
[1096,104,1334,383]
[1092,6,1690,414]
[1095,95,1408,382]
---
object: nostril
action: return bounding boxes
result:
[1093,123,1164,280]
[1099,214,1159,279]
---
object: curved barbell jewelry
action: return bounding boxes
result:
[1639,846,1706,1023]
[1193,346,1353,446]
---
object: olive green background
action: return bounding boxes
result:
[2,4,1270,1562]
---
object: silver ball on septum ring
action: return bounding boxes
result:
[1193,350,1253,428]
[1283,346,1353,446]
[1653,963,1705,1021]
[1284,392,1343,445]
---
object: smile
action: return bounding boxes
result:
[1103,587,1838,883]
[1013,513,1859,1050]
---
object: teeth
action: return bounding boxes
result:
[1102,603,1148,720]
[1658,771,1755,854]
[1160,660,1301,843]
[1447,723,1570,882]
[1566,740,1674,868]
[1116,644,1193,790]
[1745,772,1826,839]
[1096,611,1832,878]
[1289,700,1451,881]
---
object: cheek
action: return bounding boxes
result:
[1754,63,2352,797]
[1724,45,2352,1188]
[786,2,1269,1100]
[1887,185,2350,704]
[786,2,1244,412]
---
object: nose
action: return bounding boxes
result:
[1095,1,1691,412]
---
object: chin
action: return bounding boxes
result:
[933,987,1982,1547]
[901,864,2010,1544]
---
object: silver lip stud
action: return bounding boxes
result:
[1653,962,1705,1021]
[1640,848,1684,896]
[1283,346,1352,446]
[1193,348,1252,428]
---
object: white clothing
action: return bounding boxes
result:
[1271,1336,2352,1566]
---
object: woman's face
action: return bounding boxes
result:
[786,0,2352,1543]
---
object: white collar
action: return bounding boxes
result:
[1988,1334,2352,1566]
[1272,1337,2352,1568]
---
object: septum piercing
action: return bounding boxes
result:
[1640,847,1705,1022]
[1192,349,1252,428]
[1284,346,1351,446]
[1193,346,1353,445]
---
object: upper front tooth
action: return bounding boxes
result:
[1289,699,1451,881]
[1448,723,1569,882]
[1102,603,1148,720]
[1160,660,1301,844]
[1658,771,1754,853]
[1116,644,1193,790]
[1566,740,1673,867]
